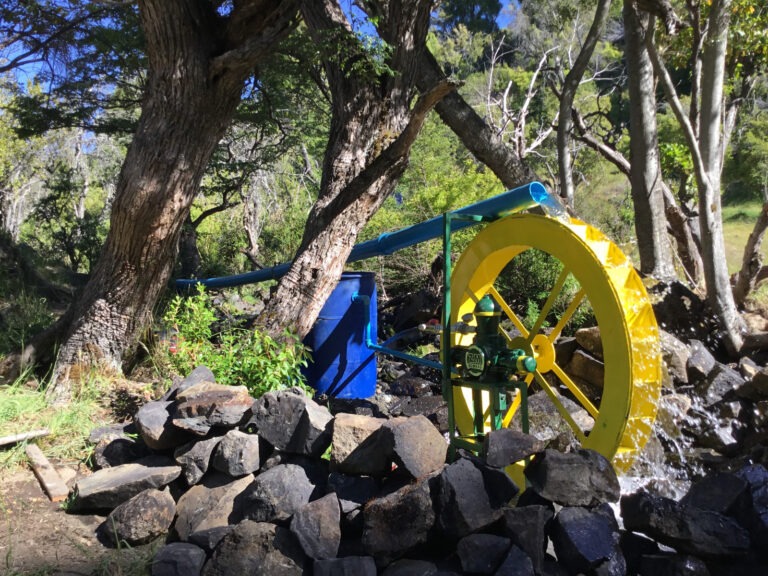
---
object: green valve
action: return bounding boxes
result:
[517,355,537,373]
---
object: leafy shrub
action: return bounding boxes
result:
[160,286,311,397]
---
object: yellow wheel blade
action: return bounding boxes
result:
[449,214,662,472]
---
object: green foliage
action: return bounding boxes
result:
[498,248,595,336]
[22,160,106,273]
[0,290,54,356]
[725,111,768,203]
[161,286,311,398]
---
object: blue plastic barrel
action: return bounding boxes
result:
[302,272,377,398]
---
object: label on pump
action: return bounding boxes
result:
[464,346,485,377]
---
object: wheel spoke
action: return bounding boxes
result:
[551,362,599,419]
[534,372,588,444]
[488,285,529,338]
[525,266,570,344]
[548,288,586,342]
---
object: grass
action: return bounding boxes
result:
[722,201,768,274]
[0,372,111,471]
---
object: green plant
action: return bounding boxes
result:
[160,286,311,397]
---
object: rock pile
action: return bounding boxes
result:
[71,363,768,576]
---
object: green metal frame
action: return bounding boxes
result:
[441,213,530,462]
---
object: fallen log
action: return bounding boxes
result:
[0,428,50,448]
[25,443,70,502]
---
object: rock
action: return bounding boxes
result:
[734,464,768,549]
[524,449,620,507]
[250,389,333,457]
[620,531,661,576]
[456,534,511,574]
[494,544,536,576]
[736,365,768,401]
[389,375,434,397]
[655,393,693,441]
[88,422,138,445]
[135,401,191,451]
[697,363,745,407]
[212,429,260,477]
[314,556,377,576]
[174,473,253,541]
[290,493,341,560]
[550,506,624,576]
[383,415,447,478]
[638,554,710,576]
[188,526,233,553]
[241,463,315,523]
[162,365,216,401]
[575,327,603,358]
[362,476,436,562]
[93,436,150,469]
[332,412,389,475]
[661,330,691,385]
[327,472,380,513]
[102,488,175,546]
[680,472,750,517]
[484,429,545,468]
[381,558,438,575]
[501,505,554,574]
[201,520,306,576]
[71,455,181,511]
[152,542,207,576]
[436,457,507,540]
[174,435,224,485]
[621,490,751,558]
[567,349,605,389]
[687,340,717,382]
[172,382,253,435]
[390,396,448,431]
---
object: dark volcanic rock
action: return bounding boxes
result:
[162,365,216,401]
[314,556,377,576]
[383,415,447,479]
[501,505,554,574]
[525,449,620,507]
[211,429,260,477]
[201,520,306,576]
[94,436,150,469]
[174,473,253,541]
[484,428,545,468]
[250,389,333,457]
[550,506,625,576]
[71,455,181,511]
[102,488,175,546]
[172,382,253,435]
[289,492,341,560]
[241,463,315,523]
[436,457,508,540]
[621,490,751,558]
[362,476,436,562]
[151,542,207,576]
[135,401,191,451]
[456,533,511,574]
[174,435,224,486]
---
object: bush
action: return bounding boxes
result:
[160,286,311,397]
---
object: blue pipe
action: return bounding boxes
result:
[177,181,555,290]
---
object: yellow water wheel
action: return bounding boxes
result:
[450,214,661,472]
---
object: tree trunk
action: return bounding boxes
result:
[28,0,300,403]
[646,3,744,355]
[624,1,676,281]
[258,0,454,339]
[695,0,744,354]
[733,201,768,308]
[557,0,612,210]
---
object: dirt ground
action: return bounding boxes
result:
[0,464,159,576]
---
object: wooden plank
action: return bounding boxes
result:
[25,443,70,502]
[0,428,50,448]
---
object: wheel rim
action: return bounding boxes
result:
[449,214,661,471]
